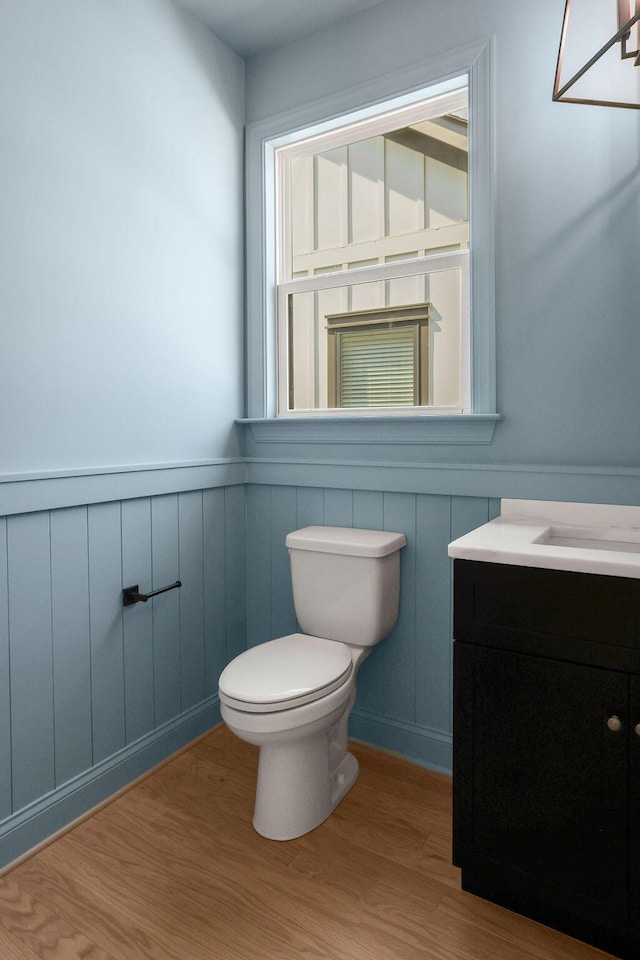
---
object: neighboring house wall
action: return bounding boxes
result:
[288,129,468,409]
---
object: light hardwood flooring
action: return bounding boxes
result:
[0,725,616,960]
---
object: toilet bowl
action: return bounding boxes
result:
[218,526,406,841]
[219,632,364,840]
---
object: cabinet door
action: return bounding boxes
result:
[454,642,628,928]
[629,675,640,939]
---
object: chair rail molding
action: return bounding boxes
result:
[0,459,247,516]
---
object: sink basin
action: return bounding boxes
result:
[537,522,640,554]
[542,533,640,554]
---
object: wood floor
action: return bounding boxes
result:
[0,726,615,960]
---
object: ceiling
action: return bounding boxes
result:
[174,0,386,59]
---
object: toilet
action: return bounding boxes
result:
[218,525,406,841]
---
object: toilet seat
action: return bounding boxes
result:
[218,633,353,713]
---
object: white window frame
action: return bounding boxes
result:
[276,86,470,416]
[244,38,497,442]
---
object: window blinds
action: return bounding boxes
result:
[338,326,416,407]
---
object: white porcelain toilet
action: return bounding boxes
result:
[218,525,406,841]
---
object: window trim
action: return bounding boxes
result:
[243,37,497,442]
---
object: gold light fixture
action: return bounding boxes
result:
[553,0,640,108]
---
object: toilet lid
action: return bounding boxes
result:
[218,634,353,712]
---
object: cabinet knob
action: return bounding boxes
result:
[635,723,640,738]
[607,715,623,733]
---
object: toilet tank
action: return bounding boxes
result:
[285,526,406,647]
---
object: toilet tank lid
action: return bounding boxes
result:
[286,526,406,558]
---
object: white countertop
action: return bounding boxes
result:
[448,499,640,580]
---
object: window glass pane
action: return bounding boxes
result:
[287,269,462,411]
[288,95,468,280]
[271,77,482,418]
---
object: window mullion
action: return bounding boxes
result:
[279,249,468,295]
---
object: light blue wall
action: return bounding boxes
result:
[0,0,246,870]
[246,0,640,470]
[0,0,245,476]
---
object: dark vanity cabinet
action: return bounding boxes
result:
[453,559,640,959]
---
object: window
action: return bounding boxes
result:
[326,304,430,408]
[276,83,469,415]
[244,39,496,441]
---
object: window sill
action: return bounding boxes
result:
[236,414,501,445]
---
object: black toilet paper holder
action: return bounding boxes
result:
[122,580,182,606]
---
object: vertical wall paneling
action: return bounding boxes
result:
[203,488,227,695]
[87,502,125,764]
[245,485,272,648]
[50,506,92,784]
[0,477,498,861]
[235,485,500,771]
[7,512,55,810]
[0,518,11,819]
[0,479,241,868]
[224,485,246,663]
[244,485,500,773]
[384,492,417,721]
[415,494,454,734]
[269,486,297,640]
[121,498,155,744]
[150,495,181,727]
[450,496,491,543]
[294,486,324,529]
[357,492,416,722]
[178,492,205,711]
[352,489,384,531]
[323,488,353,527]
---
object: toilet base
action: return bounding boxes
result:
[253,738,359,841]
